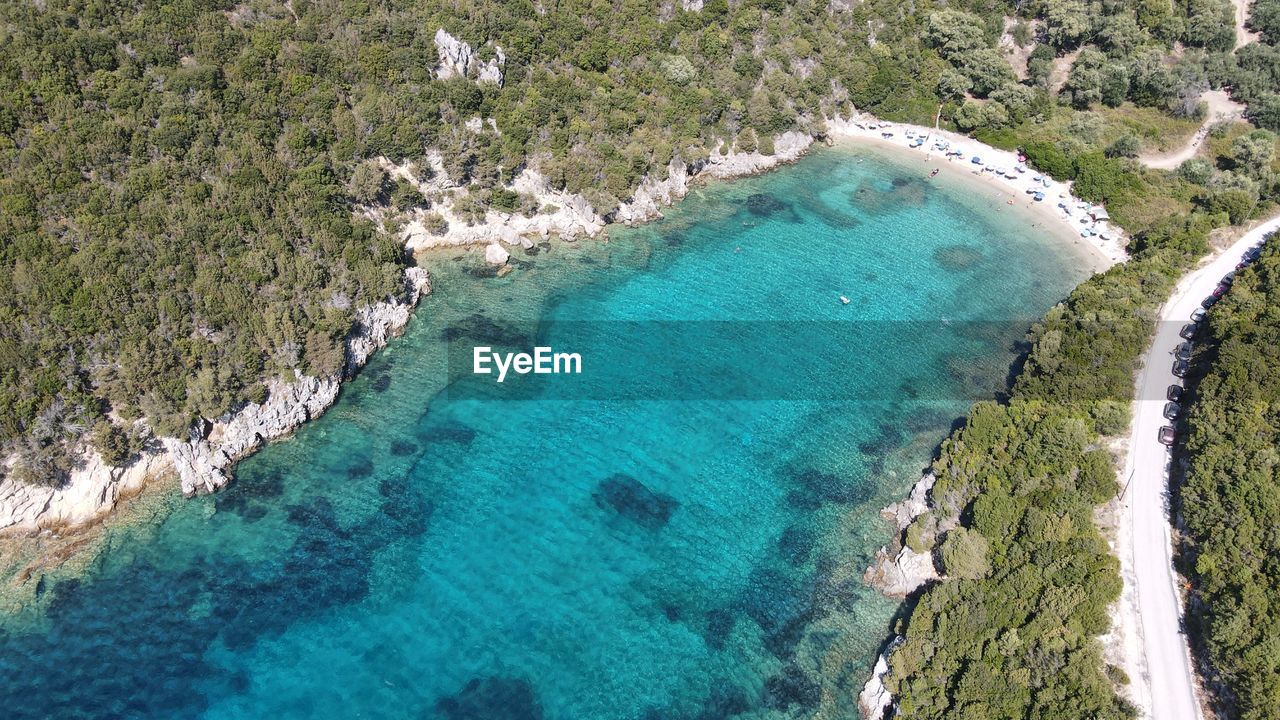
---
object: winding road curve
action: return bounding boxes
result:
[1118,216,1280,719]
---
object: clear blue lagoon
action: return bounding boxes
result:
[0,145,1100,719]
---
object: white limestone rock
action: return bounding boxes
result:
[0,447,172,531]
[434,28,504,86]
[485,242,510,266]
[859,643,898,720]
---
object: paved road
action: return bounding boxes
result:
[1119,217,1280,719]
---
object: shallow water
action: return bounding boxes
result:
[0,146,1098,719]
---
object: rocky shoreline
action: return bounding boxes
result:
[858,472,944,720]
[0,268,430,534]
[0,119,819,540]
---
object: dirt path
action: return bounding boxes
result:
[1139,91,1247,169]
[1232,0,1260,48]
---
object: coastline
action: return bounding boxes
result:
[824,117,1126,268]
[0,111,1131,654]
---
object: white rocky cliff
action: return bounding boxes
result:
[401,128,816,252]
[859,473,942,720]
[0,267,431,532]
[434,28,504,85]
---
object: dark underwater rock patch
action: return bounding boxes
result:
[703,608,736,651]
[418,422,477,446]
[777,524,816,567]
[592,474,679,530]
[858,421,905,456]
[745,192,788,217]
[784,467,870,509]
[763,664,822,711]
[737,566,819,657]
[345,458,374,479]
[440,313,531,348]
[698,683,752,720]
[390,439,419,457]
[932,244,984,271]
[371,372,392,393]
[214,471,285,518]
[435,677,543,720]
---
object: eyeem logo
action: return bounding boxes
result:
[473,346,582,382]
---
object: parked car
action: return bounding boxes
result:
[1173,359,1190,377]
[1163,401,1181,420]
[1223,271,1236,285]
[1159,426,1176,445]
[1212,284,1229,298]
[1167,385,1183,402]
[1175,341,1193,360]
[1201,295,1219,309]
[1179,323,1197,340]
[1191,307,1207,322]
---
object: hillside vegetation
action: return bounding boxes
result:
[1181,239,1280,719]
[4,0,1280,715]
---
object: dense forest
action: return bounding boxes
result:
[1180,239,1280,720]
[872,0,1280,717]
[5,0,1280,716]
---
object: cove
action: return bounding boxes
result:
[0,145,1101,719]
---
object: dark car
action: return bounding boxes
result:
[1245,247,1261,261]
[1191,307,1207,322]
[1223,271,1236,285]
[1212,284,1229,298]
[1159,426,1176,446]
[1179,323,1197,340]
[1173,359,1190,377]
[1167,385,1184,402]
[1176,341,1193,360]
[1202,295,1219,309]
[1163,401,1181,420]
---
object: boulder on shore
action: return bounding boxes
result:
[485,242,510,266]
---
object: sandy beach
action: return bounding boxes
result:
[827,116,1128,268]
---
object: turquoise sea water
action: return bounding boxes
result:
[0,146,1098,719]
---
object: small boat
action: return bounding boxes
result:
[881,132,894,138]
[929,168,940,177]
[971,156,983,165]
[1033,192,1045,201]
[1015,164,1027,173]
[840,295,850,305]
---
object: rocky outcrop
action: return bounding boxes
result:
[163,267,431,496]
[863,473,939,597]
[0,267,431,530]
[484,242,510,265]
[434,28,504,85]
[858,473,941,720]
[405,129,817,251]
[402,168,608,250]
[859,642,899,720]
[0,447,171,532]
[698,131,814,179]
